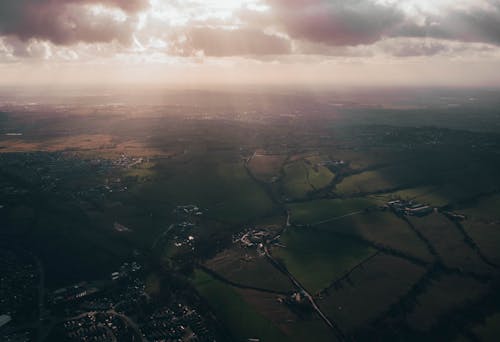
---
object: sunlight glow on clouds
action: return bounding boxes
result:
[0,0,499,86]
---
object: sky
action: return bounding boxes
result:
[0,0,500,86]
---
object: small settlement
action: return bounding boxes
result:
[387,200,434,217]
[233,228,282,256]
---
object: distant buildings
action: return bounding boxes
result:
[141,303,215,342]
[51,282,99,305]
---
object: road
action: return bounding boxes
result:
[263,246,346,341]
[151,224,174,250]
[309,210,365,226]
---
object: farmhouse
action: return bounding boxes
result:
[387,200,433,217]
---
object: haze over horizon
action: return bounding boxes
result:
[1,0,500,86]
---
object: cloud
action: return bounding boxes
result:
[239,0,500,50]
[378,37,499,58]
[394,2,500,45]
[0,0,148,45]
[178,27,291,57]
[2,0,500,63]
[263,0,404,46]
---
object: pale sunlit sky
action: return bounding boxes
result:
[1,0,500,86]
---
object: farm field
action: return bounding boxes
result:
[409,213,495,274]
[132,161,274,224]
[323,211,434,262]
[234,287,338,342]
[192,268,337,342]
[282,159,334,199]
[454,194,500,266]
[334,153,497,199]
[2,88,500,341]
[334,165,416,195]
[373,186,450,207]
[191,269,288,342]
[406,275,489,332]
[469,312,500,341]
[304,155,336,190]
[286,198,377,225]
[273,228,376,294]
[319,253,426,333]
[460,194,500,222]
[204,248,294,293]
[247,153,286,182]
[462,222,500,265]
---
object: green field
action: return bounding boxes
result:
[461,194,500,222]
[192,269,287,342]
[205,248,295,293]
[287,198,377,225]
[470,312,500,341]
[373,186,450,207]
[305,156,336,190]
[406,275,488,331]
[320,254,426,333]
[335,169,398,195]
[282,161,312,199]
[133,161,274,224]
[3,89,500,340]
[282,159,334,199]
[323,211,433,262]
[409,214,494,274]
[247,154,286,182]
[452,194,500,265]
[334,163,429,196]
[463,221,500,265]
[286,320,339,342]
[273,228,376,293]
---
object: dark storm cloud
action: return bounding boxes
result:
[0,0,149,45]
[181,27,291,57]
[264,0,404,46]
